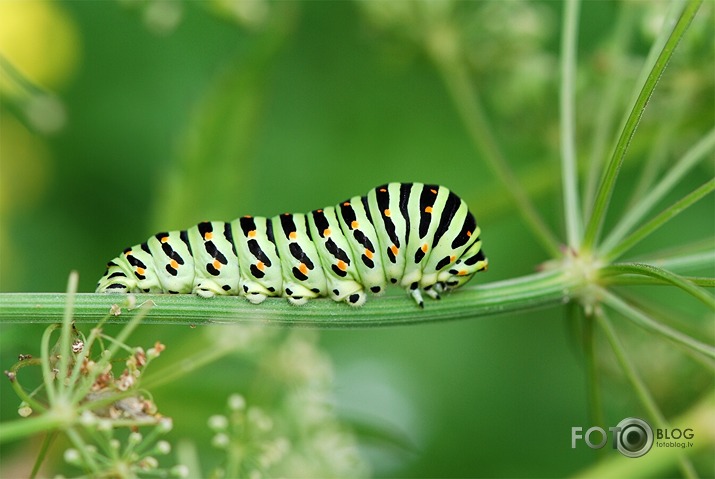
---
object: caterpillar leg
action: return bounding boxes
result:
[409,288,425,308]
[330,287,367,307]
[423,285,441,300]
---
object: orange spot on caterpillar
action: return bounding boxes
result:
[384,209,391,217]
[425,206,433,213]
[161,236,170,243]
[257,261,265,271]
[299,263,308,275]
[351,220,359,229]
[136,267,145,275]
[170,260,179,269]
[390,245,398,256]
[450,255,456,262]
[213,259,221,269]
[430,188,437,194]
[421,244,428,253]
[317,209,323,213]
[124,250,132,256]
[243,215,252,218]
[379,188,387,192]
[364,249,373,259]
[467,231,472,237]
[323,228,331,237]
[248,230,257,238]
[336,260,347,271]
[343,202,350,206]
[204,232,213,240]
[457,270,468,276]
[289,232,297,240]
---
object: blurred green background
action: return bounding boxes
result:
[1,0,713,477]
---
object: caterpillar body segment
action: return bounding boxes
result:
[96,182,488,307]
[335,195,387,297]
[231,216,282,304]
[308,206,368,306]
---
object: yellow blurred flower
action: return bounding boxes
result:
[0,0,81,96]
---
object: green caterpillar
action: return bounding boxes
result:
[96,182,488,307]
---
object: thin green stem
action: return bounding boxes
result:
[607,275,715,287]
[582,0,703,251]
[71,302,153,405]
[0,270,574,327]
[644,249,715,274]
[578,309,603,430]
[40,324,59,405]
[596,311,698,479]
[30,432,57,479]
[7,359,49,414]
[601,288,714,360]
[141,341,234,391]
[597,311,666,425]
[429,35,562,258]
[57,272,79,399]
[603,178,715,262]
[601,262,715,309]
[0,413,66,444]
[625,88,698,211]
[65,427,100,472]
[601,128,715,254]
[68,323,105,400]
[560,0,583,249]
[584,2,636,213]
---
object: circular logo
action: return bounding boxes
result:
[616,417,653,458]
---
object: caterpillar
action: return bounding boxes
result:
[96,183,488,307]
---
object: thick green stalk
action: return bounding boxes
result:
[0,270,572,327]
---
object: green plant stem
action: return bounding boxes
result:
[560,0,583,249]
[600,288,714,360]
[584,2,636,214]
[141,339,235,390]
[603,178,715,262]
[645,249,715,273]
[429,34,562,258]
[578,308,604,430]
[596,312,697,479]
[0,270,572,327]
[601,129,715,254]
[7,359,48,414]
[40,324,58,405]
[607,275,714,287]
[30,432,57,479]
[582,0,703,251]
[0,413,67,444]
[57,272,78,400]
[71,302,152,405]
[602,262,715,309]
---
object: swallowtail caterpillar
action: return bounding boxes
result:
[97,183,488,307]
